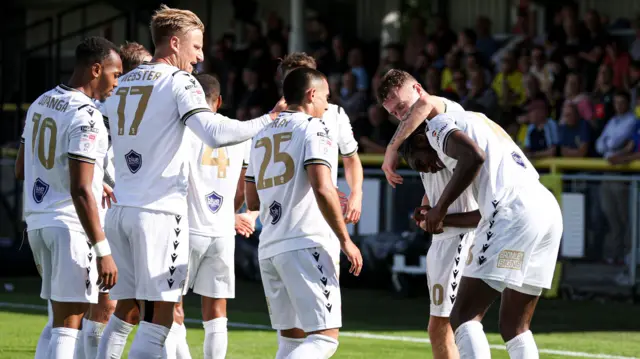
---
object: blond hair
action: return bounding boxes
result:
[150,4,205,46]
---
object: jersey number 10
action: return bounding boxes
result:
[31,113,57,170]
[255,132,295,190]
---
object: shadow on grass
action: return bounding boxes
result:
[2,277,640,334]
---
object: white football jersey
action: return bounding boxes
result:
[438,96,464,112]
[322,104,358,184]
[104,62,211,216]
[246,111,339,260]
[94,99,115,223]
[187,127,251,237]
[420,171,478,239]
[22,84,108,232]
[426,111,539,218]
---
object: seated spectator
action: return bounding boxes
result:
[357,105,397,153]
[604,38,631,90]
[475,16,498,61]
[425,39,445,70]
[558,102,591,157]
[464,51,492,86]
[348,47,369,91]
[592,64,616,133]
[563,72,594,122]
[424,66,458,101]
[237,66,266,111]
[452,69,468,102]
[524,100,559,159]
[440,51,461,92]
[492,51,525,109]
[337,71,368,120]
[461,69,498,119]
[608,120,640,164]
[529,45,554,93]
[595,90,637,158]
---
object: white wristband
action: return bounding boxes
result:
[93,240,111,257]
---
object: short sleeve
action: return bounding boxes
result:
[172,71,211,125]
[242,140,251,168]
[304,119,338,168]
[427,114,461,153]
[68,105,104,163]
[335,106,358,157]
[245,139,255,183]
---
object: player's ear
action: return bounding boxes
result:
[413,82,424,95]
[91,62,102,79]
[169,35,180,53]
[306,87,316,102]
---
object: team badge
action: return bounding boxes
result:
[269,201,282,224]
[125,150,142,173]
[511,151,526,168]
[32,178,49,203]
[205,190,223,213]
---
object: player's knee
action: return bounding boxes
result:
[114,299,140,325]
[498,318,529,342]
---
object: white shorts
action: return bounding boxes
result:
[465,185,563,295]
[427,232,473,317]
[188,234,235,298]
[260,247,342,333]
[105,207,189,302]
[28,227,98,304]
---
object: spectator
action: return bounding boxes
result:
[337,71,368,120]
[604,38,631,89]
[348,47,369,91]
[237,66,265,113]
[380,43,406,73]
[451,28,478,62]
[475,16,498,61]
[425,39,445,70]
[410,50,430,82]
[441,51,461,92]
[580,10,610,89]
[452,69,468,103]
[630,16,640,61]
[596,90,637,158]
[326,35,349,76]
[558,102,591,157]
[404,15,428,68]
[524,99,559,159]
[629,61,640,107]
[592,64,616,134]
[529,46,553,92]
[492,51,525,109]
[430,14,457,56]
[461,69,498,119]
[464,52,492,86]
[563,72,594,122]
[357,105,397,153]
[424,66,457,101]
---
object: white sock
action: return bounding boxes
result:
[506,330,539,359]
[75,319,86,358]
[129,321,170,359]
[454,321,491,359]
[275,335,304,359]
[163,322,191,359]
[49,327,80,359]
[203,318,228,359]
[96,315,134,359]
[287,334,339,359]
[83,319,107,359]
[35,323,52,359]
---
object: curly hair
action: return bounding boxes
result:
[376,69,417,104]
[279,52,317,77]
[75,36,118,66]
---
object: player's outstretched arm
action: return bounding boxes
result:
[342,154,363,223]
[308,164,362,276]
[15,142,25,180]
[185,111,277,148]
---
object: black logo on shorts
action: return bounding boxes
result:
[489,220,495,229]
[482,244,490,253]
[173,240,179,250]
[86,268,90,274]
[486,232,494,241]
[85,279,90,289]
[269,201,282,224]
[125,150,142,173]
[312,252,320,261]
[87,253,93,262]
[169,266,176,275]
[451,282,458,290]
[175,215,182,224]
[167,278,174,288]
[453,269,459,278]
[457,244,462,254]
[450,295,456,303]
[320,277,328,286]
[492,200,499,208]
[455,257,460,265]
[317,265,323,273]
[33,178,50,203]
[326,303,332,312]
[492,210,499,217]
[174,228,181,237]
[478,256,486,265]
[171,253,178,262]
[323,289,330,299]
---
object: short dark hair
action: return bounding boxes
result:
[615,90,631,103]
[195,73,221,103]
[398,123,428,171]
[282,67,327,105]
[75,36,119,67]
[119,42,151,73]
[279,52,317,78]
[377,69,417,104]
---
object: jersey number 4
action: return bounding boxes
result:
[201,146,229,178]
[255,132,294,190]
[115,86,153,136]
[31,113,57,169]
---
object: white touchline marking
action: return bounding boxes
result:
[0,302,636,359]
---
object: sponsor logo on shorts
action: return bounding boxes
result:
[205,190,223,214]
[269,201,282,224]
[125,150,142,173]
[32,178,50,203]
[497,250,524,270]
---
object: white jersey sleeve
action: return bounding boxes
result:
[335,106,358,157]
[243,139,251,167]
[303,120,337,168]
[172,71,211,124]
[67,105,103,163]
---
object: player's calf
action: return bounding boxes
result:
[428,316,459,359]
[202,297,228,359]
[50,300,90,358]
[164,301,191,359]
[499,288,541,359]
[83,292,116,359]
[96,299,139,359]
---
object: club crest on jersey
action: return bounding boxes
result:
[33,178,50,203]
[125,150,142,173]
[205,190,223,214]
[269,201,282,224]
[511,151,526,168]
